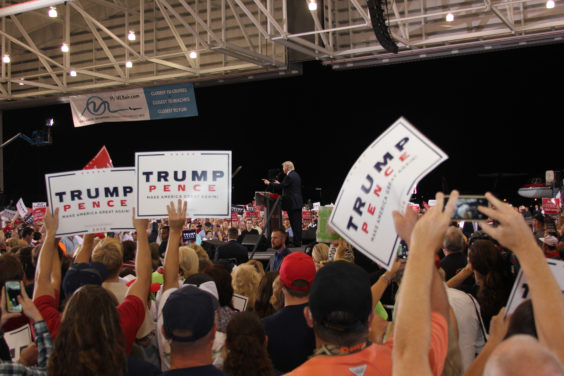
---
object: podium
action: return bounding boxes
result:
[254,191,282,240]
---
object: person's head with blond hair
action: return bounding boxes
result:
[231,264,261,310]
[282,161,295,173]
[179,246,199,279]
[312,243,329,271]
[190,244,210,261]
[245,259,265,277]
[91,238,124,279]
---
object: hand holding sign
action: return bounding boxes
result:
[132,208,149,234]
[44,207,59,236]
[477,192,538,256]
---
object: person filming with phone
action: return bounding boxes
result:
[1,278,50,374]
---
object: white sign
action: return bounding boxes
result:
[4,324,31,361]
[16,198,28,218]
[136,151,231,218]
[1,209,17,221]
[232,293,248,312]
[45,168,136,236]
[329,117,448,270]
[505,258,564,315]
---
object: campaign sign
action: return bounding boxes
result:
[245,210,259,219]
[231,206,245,216]
[4,324,31,361]
[45,168,136,236]
[1,209,17,221]
[542,198,561,215]
[231,212,240,222]
[302,211,312,221]
[316,206,341,243]
[329,117,448,270]
[16,198,27,218]
[182,230,197,242]
[32,202,47,223]
[136,151,231,218]
[505,258,564,315]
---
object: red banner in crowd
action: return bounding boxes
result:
[83,146,113,169]
[32,202,47,222]
[302,211,312,221]
[245,211,259,219]
[542,198,561,215]
[231,212,239,221]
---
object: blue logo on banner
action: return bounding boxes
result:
[81,96,137,116]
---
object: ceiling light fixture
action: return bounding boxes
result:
[3,55,10,63]
[125,60,133,68]
[546,0,555,8]
[128,31,136,41]
[308,0,317,11]
[69,70,77,77]
[189,50,197,59]
[61,43,69,52]
[48,6,57,18]
[446,12,454,22]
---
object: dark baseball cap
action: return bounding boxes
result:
[308,261,372,332]
[62,262,109,297]
[162,285,219,342]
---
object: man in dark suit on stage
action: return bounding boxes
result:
[263,161,303,246]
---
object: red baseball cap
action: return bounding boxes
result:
[280,252,316,291]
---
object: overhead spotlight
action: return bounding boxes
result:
[128,31,136,41]
[546,0,555,8]
[189,50,197,59]
[61,43,69,52]
[446,12,454,22]
[69,70,77,77]
[125,60,133,68]
[308,0,317,11]
[48,6,57,18]
[18,80,24,86]
[3,55,10,63]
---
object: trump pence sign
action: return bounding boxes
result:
[136,151,231,218]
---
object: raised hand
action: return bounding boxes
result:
[43,207,59,235]
[477,192,537,255]
[410,190,459,254]
[167,199,187,232]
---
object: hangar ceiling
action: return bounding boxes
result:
[0,0,562,103]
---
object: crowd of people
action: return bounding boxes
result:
[0,189,563,375]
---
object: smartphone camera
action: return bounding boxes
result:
[5,281,22,313]
[397,240,409,259]
[445,195,489,222]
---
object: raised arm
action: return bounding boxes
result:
[126,209,151,301]
[74,233,95,264]
[392,190,458,376]
[478,192,564,363]
[162,200,186,292]
[33,208,59,300]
